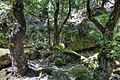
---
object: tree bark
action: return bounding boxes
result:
[53,0,59,45]
[9,0,28,75]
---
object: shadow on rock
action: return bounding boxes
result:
[24,68,39,77]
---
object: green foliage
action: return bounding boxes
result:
[89,26,120,61]
[0,1,12,47]
[0,1,12,22]
[95,12,109,25]
[114,32,120,41]
[107,41,120,60]
[117,22,120,26]
[53,70,70,80]
[0,33,9,48]
[0,32,13,48]
[89,30,103,42]
[52,44,64,51]
[0,33,7,39]
[52,44,81,57]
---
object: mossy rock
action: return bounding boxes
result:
[0,48,11,69]
[25,49,41,60]
[52,70,70,80]
[70,66,90,80]
[54,58,65,66]
[52,44,64,51]
[38,67,52,75]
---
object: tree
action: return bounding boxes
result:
[9,0,28,75]
[53,0,71,45]
[87,0,120,80]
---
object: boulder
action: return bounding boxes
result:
[63,19,99,51]
[0,48,11,70]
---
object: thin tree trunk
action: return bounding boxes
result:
[47,14,51,47]
[9,0,28,75]
[53,0,71,45]
[53,0,59,45]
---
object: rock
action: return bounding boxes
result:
[0,69,9,80]
[25,49,41,60]
[64,19,99,51]
[0,48,10,56]
[54,58,65,66]
[0,48,11,70]
[113,68,120,75]
[25,68,39,77]
[52,70,70,80]
[70,66,90,80]
[38,67,52,75]
[59,43,65,49]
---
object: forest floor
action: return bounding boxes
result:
[0,48,120,80]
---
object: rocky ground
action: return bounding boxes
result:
[0,48,120,80]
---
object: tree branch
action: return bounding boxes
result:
[87,0,105,34]
[58,0,71,34]
[106,0,120,31]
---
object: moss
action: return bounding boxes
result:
[70,66,90,80]
[52,44,64,51]
[38,67,52,75]
[25,49,41,60]
[0,54,11,69]
[53,70,70,80]
[54,58,64,66]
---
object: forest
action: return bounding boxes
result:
[0,0,120,80]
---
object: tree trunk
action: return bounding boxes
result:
[9,0,28,75]
[53,0,59,45]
